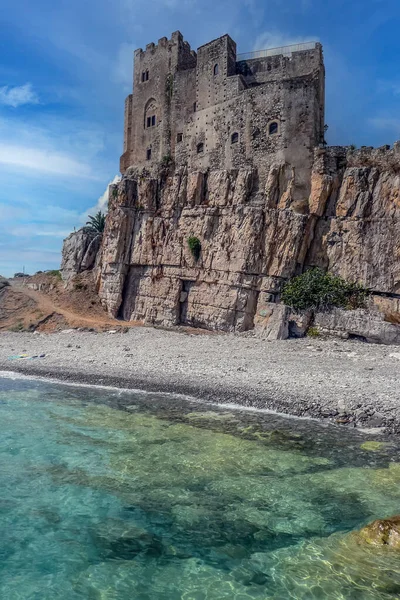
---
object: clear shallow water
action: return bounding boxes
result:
[1,377,400,599]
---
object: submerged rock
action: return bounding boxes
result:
[356,515,400,549]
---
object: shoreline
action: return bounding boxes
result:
[1,328,399,433]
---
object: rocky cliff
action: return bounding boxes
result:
[61,229,102,281]
[95,144,400,338]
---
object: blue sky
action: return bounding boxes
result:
[1,0,399,276]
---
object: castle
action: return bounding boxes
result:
[93,31,399,338]
[121,32,325,199]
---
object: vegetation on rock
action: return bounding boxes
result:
[282,268,368,312]
[85,211,106,234]
[187,236,201,261]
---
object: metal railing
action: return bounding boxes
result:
[237,42,317,62]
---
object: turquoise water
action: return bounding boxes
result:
[1,376,400,599]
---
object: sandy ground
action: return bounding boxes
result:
[0,327,399,433]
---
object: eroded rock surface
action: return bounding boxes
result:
[95,144,400,337]
[61,230,102,281]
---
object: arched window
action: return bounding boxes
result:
[214,64,219,76]
[231,132,239,144]
[197,142,204,154]
[146,148,152,160]
[269,121,279,135]
[144,98,157,129]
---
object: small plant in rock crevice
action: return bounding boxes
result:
[187,236,201,261]
[161,153,173,167]
[307,326,320,338]
[282,268,369,312]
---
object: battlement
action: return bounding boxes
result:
[134,31,196,71]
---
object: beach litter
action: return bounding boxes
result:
[8,354,46,361]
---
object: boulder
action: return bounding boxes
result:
[314,307,400,345]
[356,516,400,549]
[0,276,10,290]
[254,302,289,340]
[61,229,102,281]
[288,310,313,338]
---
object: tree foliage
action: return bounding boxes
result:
[282,268,368,312]
[85,211,106,234]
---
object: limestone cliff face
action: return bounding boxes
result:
[97,144,400,333]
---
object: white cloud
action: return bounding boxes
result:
[9,225,73,238]
[253,31,318,52]
[0,115,107,180]
[0,83,39,107]
[80,174,121,223]
[0,144,97,178]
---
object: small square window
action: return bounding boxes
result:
[146,148,152,160]
[177,133,183,143]
[197,142,204,154]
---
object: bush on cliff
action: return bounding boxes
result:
[282,268,368,312]
[187,236,201,261]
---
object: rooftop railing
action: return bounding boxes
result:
[237,42,317,61]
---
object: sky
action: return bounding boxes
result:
[1,0,400,276]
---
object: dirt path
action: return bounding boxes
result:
[1,277,138,332]
[17,284,123,327]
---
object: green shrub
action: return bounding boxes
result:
[187,236,201,261]
[281,268,368,312]
[47,270,62,280]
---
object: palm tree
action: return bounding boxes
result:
[85,211,106,234]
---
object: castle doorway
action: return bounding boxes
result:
[179,280,195,325]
